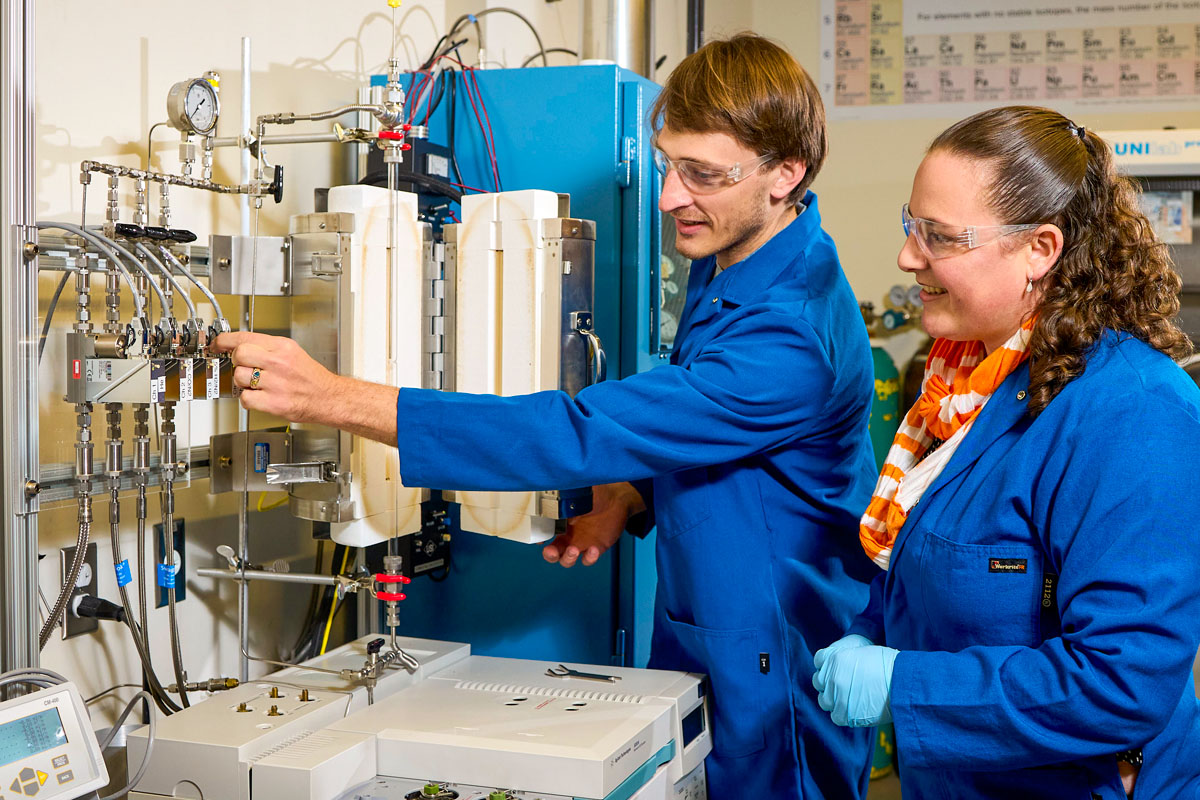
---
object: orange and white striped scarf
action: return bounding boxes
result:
[859,319,1036,569]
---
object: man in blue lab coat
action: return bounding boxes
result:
[216,34,879,799]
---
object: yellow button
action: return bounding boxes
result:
[35,772,46,786]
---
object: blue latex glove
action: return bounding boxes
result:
[814,643,899,728]
[812,633,873,693]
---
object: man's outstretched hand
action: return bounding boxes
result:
[212,332,400,445]
[543,482,647,568]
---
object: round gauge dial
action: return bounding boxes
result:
[907,284,925,307]
[888,284,908,308]
[167,77,220,135]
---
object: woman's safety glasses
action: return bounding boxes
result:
[653,149,776,194]
[901,203,1039,260]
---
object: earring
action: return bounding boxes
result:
[1025,278,1034,294]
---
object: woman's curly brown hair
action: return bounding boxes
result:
[930,106,1192,417]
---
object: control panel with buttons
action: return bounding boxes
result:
[0,683,108,799]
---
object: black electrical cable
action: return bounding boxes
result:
[445,8,548,67]
[426,549,452,582]
[521,47,578,68]
[284,540,326,662]
[293,543,344,662]
[358,169,463,203]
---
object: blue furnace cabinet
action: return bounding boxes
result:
[392,65,668,668]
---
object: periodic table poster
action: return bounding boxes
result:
[819,0,1200,118]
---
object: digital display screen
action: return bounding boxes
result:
[681,702,706,748]
[0,708,67,768]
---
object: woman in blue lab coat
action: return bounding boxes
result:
[813,106,1200,799]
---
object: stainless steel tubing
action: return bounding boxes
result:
[197,567,340,586]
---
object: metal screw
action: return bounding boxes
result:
[217,257,230,270]
[23,242,40,259]
[24,480,40,498]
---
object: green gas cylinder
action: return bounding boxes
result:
[868,347,902,470]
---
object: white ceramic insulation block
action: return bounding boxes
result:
[452,191,562,543]
[326,185,424,544]
[455,193,503,395]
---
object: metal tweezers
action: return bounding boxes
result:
[545,664,621,683]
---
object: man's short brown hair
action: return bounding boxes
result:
[651,33,827,202]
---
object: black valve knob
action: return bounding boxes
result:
[114,222,145,239]
[367,637,385,655]
[269,164,284,204]
[169,228,198,244]
[143,226,171,241]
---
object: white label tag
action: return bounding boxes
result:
[207,359,220,399]
[150,361,164,403]
[180,358,194,402]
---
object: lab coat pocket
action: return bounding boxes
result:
[655,468,713,541]
[662,610,766,758]
[918,529,1044,648]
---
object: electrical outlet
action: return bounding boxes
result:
[154,518,186,608]
[60,541,98,639]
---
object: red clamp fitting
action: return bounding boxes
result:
[378,130,405,140]
[375,572,410,602]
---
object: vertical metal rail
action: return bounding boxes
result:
[0,0,41,672]
[236,36,252,683]
[686,0,704,55]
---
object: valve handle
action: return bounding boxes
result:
[367,637,385,655]
[269,164,285,204]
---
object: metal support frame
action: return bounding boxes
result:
[686,0,704,55]
[1,0,41,672]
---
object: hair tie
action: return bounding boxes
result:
[1067,121,1086,140]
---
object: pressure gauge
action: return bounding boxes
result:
[906,284,924,308]
[887,284,908,309]
[166,77,220,135]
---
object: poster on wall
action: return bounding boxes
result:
[819,0,1200,119]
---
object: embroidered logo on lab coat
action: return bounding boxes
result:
[988,558,1027,573]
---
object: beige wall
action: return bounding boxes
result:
[705,0,1200,306]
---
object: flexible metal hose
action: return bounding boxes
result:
[108,496,180,715]
[161,495,190,708]
[39,511,88,649]
[137,492,149,648]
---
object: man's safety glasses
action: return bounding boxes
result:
[653,149,776,194]
[901,203,1039,260]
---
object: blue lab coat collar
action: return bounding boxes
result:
[699,190,819,306]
